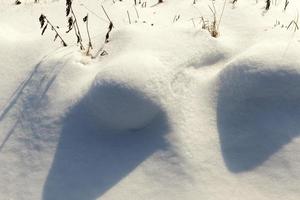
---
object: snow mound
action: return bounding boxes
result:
[85,52,169,131]
[219,42,300,100]
[217,42,300,172]
[108,25,231,69]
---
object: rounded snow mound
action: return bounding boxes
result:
[109,25,231,69]
[85,52,169,131]
[217,42,300,172]
[219,42,300,100]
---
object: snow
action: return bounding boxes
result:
[1,0,300,199]
[84,52,168,131]
[218,41,300,172]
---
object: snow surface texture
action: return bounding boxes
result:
[1,0,300,200]
[85,53,167,131]
[218,42,300,173]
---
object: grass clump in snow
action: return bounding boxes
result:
[201,0,227,38]
[38,0,114,58]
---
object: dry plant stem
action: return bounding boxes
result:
[266,0,270,10]
[101,5,114,27]
[192,18,196,27]
[80,3,108,23]
[85,15,93,55]
[287,21,299,31]
[201,17,206,29]
[72,19,79,44]
[71,7,84,50]
[284,0,289,11]
[45,17,67,46]
[92,22,113,59]
[287,12,299,32]
[92,45,105,59]
[134,6,139,19]
[208,2,218,37]
[127,10,131,24]
[217,0,227,31]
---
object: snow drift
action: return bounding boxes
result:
[2,0,300,199]
[84,52,168,131]
[217,42,300,172]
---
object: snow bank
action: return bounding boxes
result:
[84,52,169,131]
[2,0,300,199]
[108,25,231,69]
[217,42,300,172]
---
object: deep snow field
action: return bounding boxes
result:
[1,0,300,199]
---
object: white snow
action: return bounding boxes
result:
[1,0,300,200]
[218,41,300,172]
[85,52,168,131]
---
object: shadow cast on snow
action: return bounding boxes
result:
[42,98,170,200]
[217,71,300,173]
[0,52,170,199]
[0,58,61,152]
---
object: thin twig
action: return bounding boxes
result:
[44,16,67,46]
[217,0,227,31]
[134,6,139,19]
[127,10,131,24]
[71,7,84,50]
[80,3,109,23]
[101,5,114,27]
[84,14,93,55]
[191,18,196,27]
